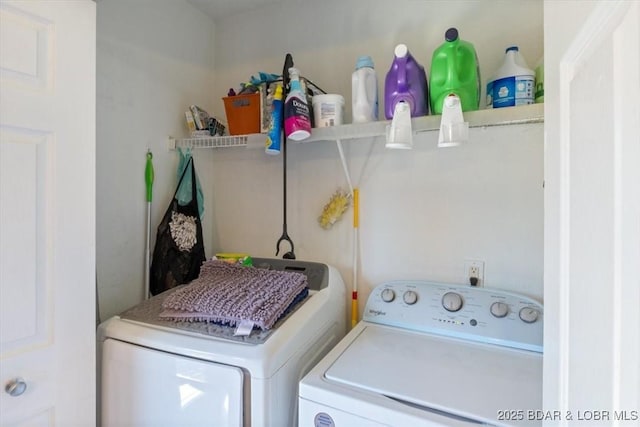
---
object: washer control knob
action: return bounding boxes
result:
[442,292,463,312]
[380,288,395,303]
[403,290,418,305]
[519,307,539,323]
[490,302,509,318]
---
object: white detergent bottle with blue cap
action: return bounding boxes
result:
[487,46,535,108]
[352,55,378,123]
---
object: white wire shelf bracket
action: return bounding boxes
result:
[167,135,249,150]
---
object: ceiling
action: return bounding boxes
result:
[185,0,282,22]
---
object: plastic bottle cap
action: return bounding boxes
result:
[355,55,374,70]
[444,94,461,108]
[274,85,283,100]
[394,44,408,58]
[288,66,300,79]
[445,27,459,42]
[506,46,519,53]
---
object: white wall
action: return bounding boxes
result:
[212,0,543,121]
[96,0,216,319]
[209,0,544,320]
[96,0,544,321]
[209,125,543,321]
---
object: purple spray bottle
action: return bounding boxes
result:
[384,44,429,119]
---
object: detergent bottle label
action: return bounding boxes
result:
[486,80,494,108]
[491,75,534,108]
[284,96,311,139]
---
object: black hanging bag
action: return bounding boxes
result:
[150,157,206,295]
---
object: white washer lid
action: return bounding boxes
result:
[324,325,542,425]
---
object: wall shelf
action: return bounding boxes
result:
[305,103,544,143]
[168,134,253,150]
[168,103,543,150]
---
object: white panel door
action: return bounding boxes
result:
[544,0,640,422]
[0,1,96,426]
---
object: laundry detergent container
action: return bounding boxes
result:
[384,43,429,119]
[429,27,480,114]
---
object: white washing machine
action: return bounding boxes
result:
[97,258,346,427]
[299,280,543,426]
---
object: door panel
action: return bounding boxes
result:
[0,130,52,354]
[544,0,640,418]
[0,1,52,91]
[0,1,96,425]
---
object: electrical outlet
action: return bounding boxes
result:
[464,260,485,287]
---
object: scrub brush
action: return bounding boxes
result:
[318,189,351,229]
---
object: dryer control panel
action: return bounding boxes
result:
[363,281,543,352]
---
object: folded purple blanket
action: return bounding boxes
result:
[159,260,308,330]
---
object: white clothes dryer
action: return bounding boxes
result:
[299,280,543,426]
[98,258,346,427]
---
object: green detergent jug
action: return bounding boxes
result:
[429,28,480,114]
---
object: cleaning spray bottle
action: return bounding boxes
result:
[284,67,311,141]
[265,84,284,154]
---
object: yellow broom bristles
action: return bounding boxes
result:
[318,189,352,229]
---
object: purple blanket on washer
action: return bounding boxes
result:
[159,260,308,330]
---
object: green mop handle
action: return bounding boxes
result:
[144,150,154,299]
[145,150,154,201]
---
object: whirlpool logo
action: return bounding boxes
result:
[368,309,386,317]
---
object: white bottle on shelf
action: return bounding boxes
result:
[351,55,378,123]
[486,46,535,109]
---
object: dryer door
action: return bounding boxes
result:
[101,338,244,427]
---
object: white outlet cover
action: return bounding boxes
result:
[464,259,485,287]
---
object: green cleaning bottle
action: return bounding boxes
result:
[429,27,480,114]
